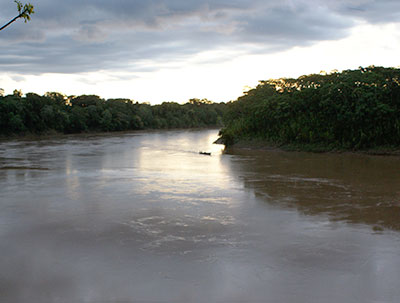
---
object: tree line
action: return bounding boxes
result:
[219,66,400,150]
[0,92,226,136]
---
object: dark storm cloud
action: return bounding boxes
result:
[0,0,398,74]
[331,0,400,24]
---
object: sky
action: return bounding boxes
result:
[0,0,400,104]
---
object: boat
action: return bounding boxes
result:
[199,151,211,156]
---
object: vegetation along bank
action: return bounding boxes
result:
[2,66,400,154]
[219,66,400,152]
[0,93,226,137]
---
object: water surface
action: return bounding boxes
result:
[1,129,400,303]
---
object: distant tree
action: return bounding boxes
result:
[99,109,112,131]
[44,92,68,106]
[188,98,213,105]
[0,1,34,32]
[70,95,104,107]
[13,89,22,97]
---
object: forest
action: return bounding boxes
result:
[219,66,400,151]
[0,93,226,136]
[2,66,400,150]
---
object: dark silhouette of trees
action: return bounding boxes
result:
[219,66,400,150]
[0,91,226,136]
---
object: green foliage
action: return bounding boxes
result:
[0,1,34,31]
[0,92,227,136]
[15,1,35,23]
[0,94,26,134]
[220,66,400,150]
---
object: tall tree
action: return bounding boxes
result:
[0,1,34,32]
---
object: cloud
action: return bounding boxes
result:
[326,0,400,24]
[0,0,398,75]
[10,75,25,82]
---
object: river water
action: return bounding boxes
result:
[1,129,400,303]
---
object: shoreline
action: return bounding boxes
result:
[0,127,221,143]
[218,138,400,156]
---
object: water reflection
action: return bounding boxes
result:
[1,130,400,303]
[225,147,400,231]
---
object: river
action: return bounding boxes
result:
[1,129,400,303]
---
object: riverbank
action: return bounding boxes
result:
[218,137,400,156]
[0,127,221,143]
[0,130,64,142]
[219,67,400,154]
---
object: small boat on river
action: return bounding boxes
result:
[199,151,211,156]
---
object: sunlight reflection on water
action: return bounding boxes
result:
[1,129,400,303]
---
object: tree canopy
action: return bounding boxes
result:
[219,66,400,150]
[0,92,226,136]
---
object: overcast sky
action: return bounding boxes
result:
[1,0,400,103]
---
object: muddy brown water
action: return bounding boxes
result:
[0,129,400,303]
